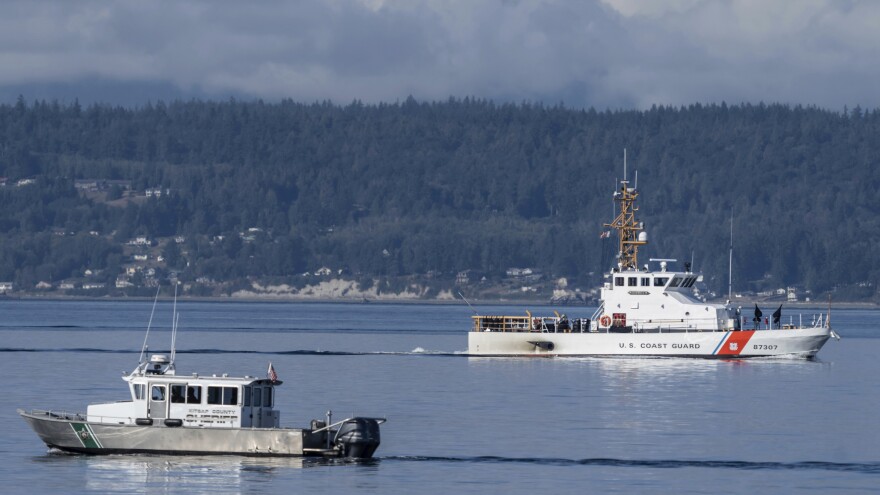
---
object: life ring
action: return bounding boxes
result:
[599,315,612,327]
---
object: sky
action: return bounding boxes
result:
[0,0,877,109]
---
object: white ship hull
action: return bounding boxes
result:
[468,326,831,358]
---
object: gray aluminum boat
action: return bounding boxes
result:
[19,354,383,458]
[20,295,384,458]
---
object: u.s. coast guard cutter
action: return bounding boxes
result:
[19,300,384,458]
[468,170,836,358]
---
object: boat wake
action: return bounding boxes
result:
[381,455,880,474]
[0,347,465,357]
[1,323,460,334]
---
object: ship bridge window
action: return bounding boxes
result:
[654,277,668,287]
[628,277,637,286]
[669,277,682,288]
[207,386,239,406]
[133,383,146,400]
[244,386,251,407]
[151,385,166,401]
[641,278,650,287]
[265,388,273,408]
[682,277,696,288]
[186,385,202,404]
[615,277,624,287]
[253,388,262,407]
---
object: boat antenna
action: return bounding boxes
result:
[458,291,480,316]
[138,284,162,365]
[728,209,734,300]
[827,294,831,329]
[605,149,646,270]
[171,312,180,365]
[169,282,179,369]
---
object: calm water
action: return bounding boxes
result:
[1,299,878,494]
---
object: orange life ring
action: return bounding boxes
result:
[599,315,612,327]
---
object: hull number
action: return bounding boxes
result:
[753,344,778,350]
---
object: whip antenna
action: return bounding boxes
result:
[458,291,480,316]
[138,285,162,365]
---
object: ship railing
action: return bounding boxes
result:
[471,315,588,333]
[471,315,535,332]
[736,312,828,330]
[26,409,87,421]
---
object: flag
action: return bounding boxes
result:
[599,231,611,239]
[772,304,782,325]
[753,304,763,322]
[268,362,278,383]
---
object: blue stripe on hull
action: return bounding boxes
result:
[711,332,730,355]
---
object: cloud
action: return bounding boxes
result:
[0,0,877,109]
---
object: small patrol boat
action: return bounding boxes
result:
[19,299,384,458]
[469,161,838,358]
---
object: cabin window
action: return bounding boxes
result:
[615,277,624,287]
[151,385,166,401]
[171,385,186,403]
[628,277,637,286]
[641,278,650,287]
[223,387,238,405]
[207,386,221,405]
[133,383,146,400]
[264,388,273,408]
[208,386,238,405]
[186,386,201,404]
[253,388,262,407]
[244,386,251,406]
[654,277,668,287]
[669,277,681,288]
[683,277,695,288]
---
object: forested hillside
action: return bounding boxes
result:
[0,97,878,300]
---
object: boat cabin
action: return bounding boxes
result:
[87,355,282,428]
[599,261,737,332]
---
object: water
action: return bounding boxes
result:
[1,299,878,494]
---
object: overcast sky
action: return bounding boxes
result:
[1,0,877,109]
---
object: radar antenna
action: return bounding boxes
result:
[604,150,646,270]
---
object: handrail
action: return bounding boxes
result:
[25,409,87,420]
[472,311,829,333]
[310,417,386,435]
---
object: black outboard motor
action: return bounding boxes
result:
[334,418,382,458]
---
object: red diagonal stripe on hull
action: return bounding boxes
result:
[716,331,755,355]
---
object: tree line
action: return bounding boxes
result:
[0,96,878,299]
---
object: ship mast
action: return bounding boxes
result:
[605,151,646,271]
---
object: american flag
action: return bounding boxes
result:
[267,362,278,382]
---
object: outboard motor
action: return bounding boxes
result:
[334,418,382,458]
